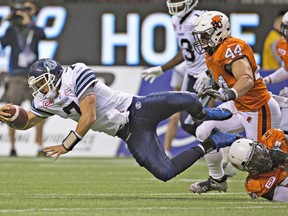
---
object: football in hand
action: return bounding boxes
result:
[4,105,29,129]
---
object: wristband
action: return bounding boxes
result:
[225,88,237,101]
[62,130,82,151]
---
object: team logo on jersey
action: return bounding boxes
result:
[211,15,223,29]
[64,88,73,96]
[265,176,276,189]
[263,130,272,139]
[43,100,53,107]
[246,116,252,123]
[135,102,141,109]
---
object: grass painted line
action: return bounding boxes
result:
[0,192,249,197]
[0,205,287,213]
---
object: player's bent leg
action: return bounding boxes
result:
[134,92,232,128]
[191,129,240,193]
[192,102,242,193]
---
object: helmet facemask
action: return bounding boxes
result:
[281,12,288,41]
[281,23,288,41]
[166,0,198,17]
[28,66,61,101]
[241,141,274,174]
[192,28,216,55]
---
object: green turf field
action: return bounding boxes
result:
[0,157,287,216]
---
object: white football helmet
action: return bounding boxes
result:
[281,11,288,41]
[192,11,230,54]
[166,0,198,17]
[228,138,274,174]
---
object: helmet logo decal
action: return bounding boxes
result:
[43,59,57,71]
[211,15,223,29]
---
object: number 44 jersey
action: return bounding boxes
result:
[31,63,133,136]
[205,36,271,112]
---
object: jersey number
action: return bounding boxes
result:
[225,45,243,59]
[180,38,195,62]
[63,101,81,115]
[217,75,229,89]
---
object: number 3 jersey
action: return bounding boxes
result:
[31,63,133,136]
[171,10,207,76]
[245,128,288,199]
[205,36,271,112]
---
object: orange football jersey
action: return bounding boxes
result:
[276,37,288,70]
[205,36,271,112]
[245,129,288,199]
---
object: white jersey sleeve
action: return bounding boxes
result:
[68,63,98,99]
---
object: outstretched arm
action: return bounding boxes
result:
[44,94,97,160]
[0,104,45,129]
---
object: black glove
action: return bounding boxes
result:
[198,86,213,99]
[269,148,288,164]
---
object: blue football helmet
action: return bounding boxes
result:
[28,58,63,100]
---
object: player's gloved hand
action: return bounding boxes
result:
[199,88,237,102]
[141,66,163,84]
[269,148,288,164]
[279,87,288,97]
[193,71,211,93]
[263,76,271,85]
[198,86,213,99]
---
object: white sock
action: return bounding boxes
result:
[204,149,225,180]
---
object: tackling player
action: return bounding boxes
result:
[0,58,237,182]
[263,11,288,134]
[229,128,288,202]
[189,11,281,193]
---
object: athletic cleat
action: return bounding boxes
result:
[189,176,228,194]
[10,149,17,157]
[203,107,233,121]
